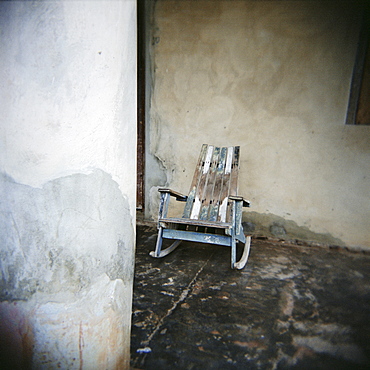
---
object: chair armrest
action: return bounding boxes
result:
[229,195,251,207]
[158,188,187,202]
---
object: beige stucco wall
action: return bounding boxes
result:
[147,0,370,249]
[0,1,136,368]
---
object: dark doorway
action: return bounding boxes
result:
[137,0,145,209]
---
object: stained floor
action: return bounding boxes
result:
[131,224,370,369]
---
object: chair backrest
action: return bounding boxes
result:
[183,144,240,223]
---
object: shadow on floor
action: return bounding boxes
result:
[131,224,370,369]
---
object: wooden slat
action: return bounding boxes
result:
[229,146,240,196]
[227,146,240,223]
[199,146,220,220]
[159,217,231,229]
[190,145,214,219]
[208,147,227,222]
[217,147,233,222]
[183,144,208,218]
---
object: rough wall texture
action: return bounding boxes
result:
[0,1,136,368]
[0,171,133,301]
[0,170,134,369]
[148,0,370,249]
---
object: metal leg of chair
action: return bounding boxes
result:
[234,236,251,270]
[150,226,163,257]
[155,240,182,258]
[231,234,237,269]
[150,227,182,258]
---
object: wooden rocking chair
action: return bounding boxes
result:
[150,144,251,269]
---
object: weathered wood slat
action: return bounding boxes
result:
[227,146,240,223]
[208,147,227,222]
[159,217,231,229]
[183,144,208,218]
[190,145,214,219]
[199,146,220,220]
[229,146,240,196]
[217,146,233,222]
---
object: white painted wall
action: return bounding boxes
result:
[0,0,137,216]
[0,1,136,368]
[147,0,370,249]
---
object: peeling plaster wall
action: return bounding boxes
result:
[0,1,136,368]
[148,0,370,249]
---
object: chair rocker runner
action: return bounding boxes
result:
[150,144,251,269]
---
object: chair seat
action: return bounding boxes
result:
[159,217,232,229]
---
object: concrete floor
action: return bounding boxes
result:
[131,224,370,369]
